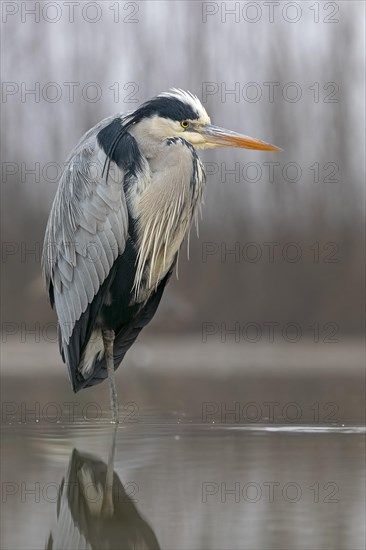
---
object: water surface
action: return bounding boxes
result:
[1,342,365,549]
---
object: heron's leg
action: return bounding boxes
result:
[101,424,117,516]
[102,329,119,423]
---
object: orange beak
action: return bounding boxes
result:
[201,124,282,152]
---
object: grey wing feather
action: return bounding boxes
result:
[42,115,129,348]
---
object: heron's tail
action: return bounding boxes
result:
[71,265,174,391]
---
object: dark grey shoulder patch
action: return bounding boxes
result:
[97,118,143,177]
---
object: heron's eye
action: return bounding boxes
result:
[181,120,190,129]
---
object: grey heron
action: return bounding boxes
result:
[45,445,160,549]
[42,89,281,422]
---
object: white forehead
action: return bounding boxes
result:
[158,88,210,123]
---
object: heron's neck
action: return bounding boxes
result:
[128,123,163,159]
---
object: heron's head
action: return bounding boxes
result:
[127,89,281,152]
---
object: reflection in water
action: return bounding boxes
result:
[45,429,160,550]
